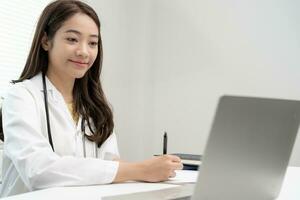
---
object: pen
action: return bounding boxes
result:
[163,131,168,154]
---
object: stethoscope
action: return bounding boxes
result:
[42,72,98,158]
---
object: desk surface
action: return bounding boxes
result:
[103,166,300,200]
[102,184,194,200]
[2,167,300,200]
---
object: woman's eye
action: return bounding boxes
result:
[89,42,98,47]
[66,38,77,43]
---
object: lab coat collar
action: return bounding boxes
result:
[30,72,61,103]
[30,72,84,132]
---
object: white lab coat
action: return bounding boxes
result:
[0,73,120,197]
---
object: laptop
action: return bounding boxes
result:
[102,95,300,200]
[190,95,300,200]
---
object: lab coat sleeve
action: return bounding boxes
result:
[99,132,120,160]
[2,84,119,190]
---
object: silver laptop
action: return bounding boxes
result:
[191,95,300,200]
[102,95,300,200]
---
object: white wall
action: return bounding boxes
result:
[151,0,300,165]
[89,0,300,165]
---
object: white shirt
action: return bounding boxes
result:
[0,73,120,197]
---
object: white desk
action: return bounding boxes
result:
[2,167,300,200]
[103,166,300,200]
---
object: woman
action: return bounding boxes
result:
[0,0,182,197]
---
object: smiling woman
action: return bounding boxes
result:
[0,0,182,197]
[41,13,100,103]
[43,14,99,81]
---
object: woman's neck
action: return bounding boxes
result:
[46,70,75,103]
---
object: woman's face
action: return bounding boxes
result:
[44,13,99,79]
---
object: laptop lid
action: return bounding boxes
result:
[192,96,300,200]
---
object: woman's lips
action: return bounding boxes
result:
[69,59,89,68]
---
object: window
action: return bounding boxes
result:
[0,0,50,97]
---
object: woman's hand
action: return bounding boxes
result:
[113,155,183,183]
[137,155,183,182]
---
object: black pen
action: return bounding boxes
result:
[163,132,168,154]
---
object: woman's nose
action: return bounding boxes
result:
[75,44,89,58]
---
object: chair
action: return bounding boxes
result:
[0,100,3,142]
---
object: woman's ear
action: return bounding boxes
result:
[41,32,50,51]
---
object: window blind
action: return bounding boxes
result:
[0,0,50,97]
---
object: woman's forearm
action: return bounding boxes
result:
[113,155,183,183]
[113,162,143,182]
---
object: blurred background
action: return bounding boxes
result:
[1,0,300,168]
